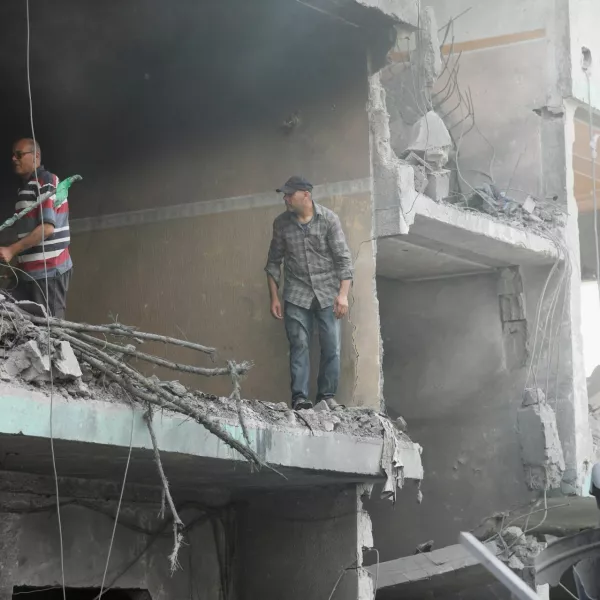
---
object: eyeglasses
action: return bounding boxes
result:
[12,150,34,160]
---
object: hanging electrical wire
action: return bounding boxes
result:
[25,2,67,598]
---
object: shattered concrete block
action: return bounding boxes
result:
[394,416,408,432]
[2,346,30,380]
[425,170,450,202]
[517,401,565,490]
[522,195,536,214]
[53,341,82,380]
[406,111,452,164]
[4,341,53,383]
[502,526,524,546]
[523,388,546,407]
[15,300,48,318]
[314,400,330,412]
[322,419,335,432]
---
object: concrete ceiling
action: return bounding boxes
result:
[0,433,378,500]
[377,235,492,281]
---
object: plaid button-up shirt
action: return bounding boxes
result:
[265,202,353,309]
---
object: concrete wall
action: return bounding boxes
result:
[367,273,536,559]
[0,502,223,600]
[68,189,380,406]
[237,485,370,600]
[369,264,590,561]
[0,476,374,600]
[0,0,383,407]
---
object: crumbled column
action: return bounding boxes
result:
[518,389,565,490]
[498,267,529,370]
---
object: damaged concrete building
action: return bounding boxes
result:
[366,0,600,597]
[0,0,599,598]
[0,1,425,600]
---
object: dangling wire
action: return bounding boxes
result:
[25,2,66,599]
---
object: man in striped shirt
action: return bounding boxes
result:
[0,138,73,317]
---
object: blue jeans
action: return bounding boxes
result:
[284,300,341,402]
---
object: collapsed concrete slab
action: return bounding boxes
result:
[367,543,499,599]
[0,382,423,492]
[377,192,560,281]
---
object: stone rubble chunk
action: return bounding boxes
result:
[518,400,565,490]
[3,341,52,383]
[502,526,524,546]
[522,388,546,407]
[425,170,450,202]
[15,300,48,319]
[314,400,330,412]
[53,341,82,380]
[406,111,452,156]
[322,419,335,432]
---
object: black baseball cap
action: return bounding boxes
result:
[276,176,313,194]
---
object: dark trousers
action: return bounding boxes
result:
[284,300,341,402]
[12,269,72,318]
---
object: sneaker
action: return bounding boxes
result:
[292,397,313,410]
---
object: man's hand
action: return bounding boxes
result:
[334,294,349,319]
[270,297,283,320]
[0,246,15,264]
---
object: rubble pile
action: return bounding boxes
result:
[0,294,409,444]
[455,183,565,230]
[399,111,452,202]
[493,526,547,586]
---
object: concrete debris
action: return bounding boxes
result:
[0,294,422,490]
[415,540,434,554]
[397,113,452,200]
[2,340,51,383]
[313,399,330,412]
[494,529,547,586]
[518,394,566,490]
[15,300,47,318]
[450,183,565,230]
[501,525,524,546]
[523,387,546,407]
[404,111,452,169]
[425,169,450,202]
[394,416,408,432]
[54,340,83,379]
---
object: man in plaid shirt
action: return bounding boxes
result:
[265,176,353,410]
